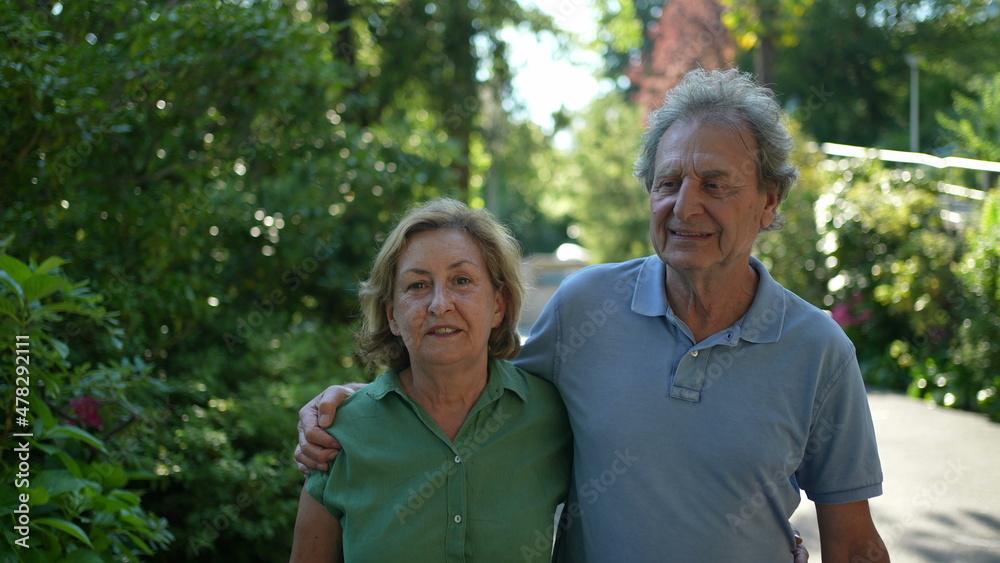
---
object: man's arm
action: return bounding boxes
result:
[295,383,367,474]
[816,500,889,562]
[289,485,343,562]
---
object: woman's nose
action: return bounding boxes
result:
[428,285,454,315]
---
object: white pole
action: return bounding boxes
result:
[905,54,921,153]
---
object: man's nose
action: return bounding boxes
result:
[672,181,703,220]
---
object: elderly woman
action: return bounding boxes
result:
[290,198,571,561]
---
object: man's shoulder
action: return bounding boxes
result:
[779,288,856,355]
[782,289,846,332]
[555,256,651,297]
[494,359,563,403]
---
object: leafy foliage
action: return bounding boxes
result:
[0,0,573,560]
[939,72,1000,162]
[952,190,1000,419]
[734,0,1000,151]
[806,153,998,419]
[1,255,173,562]
[547,93,650,263]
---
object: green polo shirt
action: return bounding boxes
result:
[306,358,572,562]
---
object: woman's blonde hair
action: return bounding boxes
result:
[355,198,525,371]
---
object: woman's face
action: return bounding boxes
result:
[387,229,505,374]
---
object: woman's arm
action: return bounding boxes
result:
[290,484,343,563]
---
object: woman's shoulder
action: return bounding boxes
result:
[495,360,565,407]
[327,372,400,430]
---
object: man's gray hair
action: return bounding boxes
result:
[634,68,798,231]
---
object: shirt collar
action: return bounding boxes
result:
[630,255,785,343]
[367,357,529,402]
[735,257,785,343]
[631,255,670,317]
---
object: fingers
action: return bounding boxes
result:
[317,385,359,428]
[296,445,312,477]
[295,439,336,472]
[294,384,364,475]
[296,421,339,467]
[790,526,807,563]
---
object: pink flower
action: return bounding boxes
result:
[831,303,854,327]
[831,294,873,328]
[69,396,104,430]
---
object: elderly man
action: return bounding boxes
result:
[296,68,888,562]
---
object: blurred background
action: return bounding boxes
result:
[1,0,999,560]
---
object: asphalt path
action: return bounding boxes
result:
[790,390,1000,562]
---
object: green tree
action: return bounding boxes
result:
[939,72,1000,162]
[547,94,650,263]
[720,0,814,86]
[772,0,1000,150]
[320,0,553,199]
[1,0,582,558]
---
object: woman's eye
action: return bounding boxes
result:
[409,282,426,290]
[456,277,471,285]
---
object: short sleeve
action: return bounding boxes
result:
[796,350,884,504]
[304,458,344,519]
[515,292,560,384]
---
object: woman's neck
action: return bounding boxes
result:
[400,361,489,441]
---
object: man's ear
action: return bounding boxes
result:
[760,189,779,229]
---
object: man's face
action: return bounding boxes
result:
[648,119,778,278]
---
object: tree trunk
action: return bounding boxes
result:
[754,31,776,87]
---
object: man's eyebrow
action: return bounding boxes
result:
[698,169,731,179]
[653,166,679,181]
[653,167,731,180]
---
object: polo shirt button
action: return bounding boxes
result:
[691,350,699,357]
[454,455,462,463]
[454,515,462,523]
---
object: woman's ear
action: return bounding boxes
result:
[386,302,400,335]
[492,286,506,329]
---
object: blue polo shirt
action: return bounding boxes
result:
[516,255,883,562]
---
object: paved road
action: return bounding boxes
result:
[790,390,1000,562]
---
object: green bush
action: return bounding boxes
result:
[953,189,1000,420]
[1,2,441,559]
[0,254,172,562]
[806,154,998,419]
[754,127,829,307]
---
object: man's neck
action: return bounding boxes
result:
[665,261,759,343]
